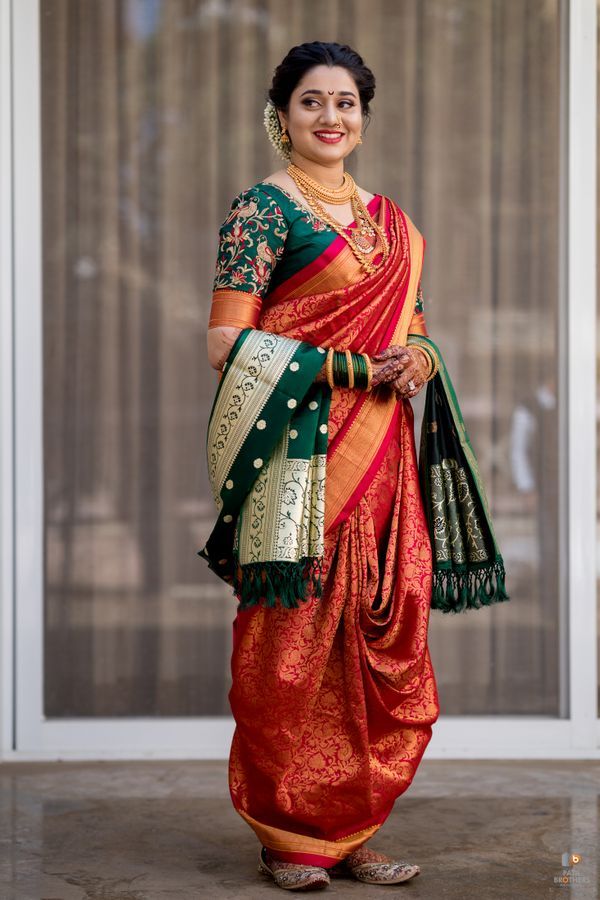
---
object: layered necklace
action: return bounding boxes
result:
[286,163,390,275]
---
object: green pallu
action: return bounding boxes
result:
[199,328,331,611]
[407,334,509,614]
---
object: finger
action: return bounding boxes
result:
[375,352,411,367]
[392,374,422,398]
[373,360,405,385]
[380,365,407,385]
[394,365,418,390]
[390,376,412,398]
[372,346,410,363]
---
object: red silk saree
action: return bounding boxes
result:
[206,183,439,866]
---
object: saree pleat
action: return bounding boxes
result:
[228,400,439,865]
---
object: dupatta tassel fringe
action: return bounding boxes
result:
[432,560,509,614]
[235,557,323,611]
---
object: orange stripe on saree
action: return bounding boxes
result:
[228,198,440,866]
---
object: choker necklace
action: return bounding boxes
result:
[286,163,390,274]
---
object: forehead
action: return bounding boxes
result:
[293,64,358,96]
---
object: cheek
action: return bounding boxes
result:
[291,112,318,133]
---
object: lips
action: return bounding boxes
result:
[314,131,344,143]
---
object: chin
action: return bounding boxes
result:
[301,144,348,163]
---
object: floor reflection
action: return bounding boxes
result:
[0,760,598,899]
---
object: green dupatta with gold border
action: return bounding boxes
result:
[199,328,331,610]
[408,334,509,613]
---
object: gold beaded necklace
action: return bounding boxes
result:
[286,163,390,274]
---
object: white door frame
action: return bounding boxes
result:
[0,0,597,761]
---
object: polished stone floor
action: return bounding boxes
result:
[0,759,598,899]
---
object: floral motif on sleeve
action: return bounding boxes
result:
[212,189,289,297]
[297,211,329,233]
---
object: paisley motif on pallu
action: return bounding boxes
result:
[409,333,509,612]
[199,328,331,610]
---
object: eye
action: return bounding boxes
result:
[301,98,355,108]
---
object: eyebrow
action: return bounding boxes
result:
[300,89,357,98]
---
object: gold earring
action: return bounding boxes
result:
[281,127,290,143]
[357,134,363,144]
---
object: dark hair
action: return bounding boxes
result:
[267,41,375,128]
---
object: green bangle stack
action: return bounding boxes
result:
[353,353,370,389]
[331,350,370,389]
[332,351,349,387]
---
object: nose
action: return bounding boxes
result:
[320,101,341,127]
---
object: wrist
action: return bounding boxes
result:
[411,345,431,378]
[409,343,438,381]
[325,348,372,391]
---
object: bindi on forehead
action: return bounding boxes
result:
[299,88,357,98]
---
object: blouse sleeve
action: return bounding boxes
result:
[208,188,289,330]
[407,279,429,336]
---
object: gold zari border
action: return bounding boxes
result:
[237,809,382,861]
[324,212,424,531]
[208,289,262,329]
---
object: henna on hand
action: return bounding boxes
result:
[369,345,411,388]
[373,345,429,400]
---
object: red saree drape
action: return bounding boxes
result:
[225,196,440,867]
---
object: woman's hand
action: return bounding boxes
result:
[314,351,408,387]
[207,325,241,370]
[372,345,429,400]
[370,352,412,389]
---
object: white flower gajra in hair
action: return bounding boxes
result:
[263,100,292,160]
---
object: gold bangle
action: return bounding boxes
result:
[345,349,354,389]
[325,347,335,389]
[411,345,434,379]
[427,349,439,381]
[410,341,439,381]
[421,344,439,381]
[362,352,373,391]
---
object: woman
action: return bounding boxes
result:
[201,42,508,892]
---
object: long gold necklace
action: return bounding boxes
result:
[286,163,390,274]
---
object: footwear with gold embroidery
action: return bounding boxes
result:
[341,846,421,884]
[258,846,330,891]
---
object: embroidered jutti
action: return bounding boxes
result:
[201,181,479,867]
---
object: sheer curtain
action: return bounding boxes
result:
[41,0,562,716]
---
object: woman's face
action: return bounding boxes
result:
[279,64,364,164]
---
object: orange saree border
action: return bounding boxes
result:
[209,288,262,329]
[408,308,428,337]
[324,214,424,532]
[237,810,384,866]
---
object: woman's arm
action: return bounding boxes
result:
[209,325,409,391]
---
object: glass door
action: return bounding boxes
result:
[6,0,597,757]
